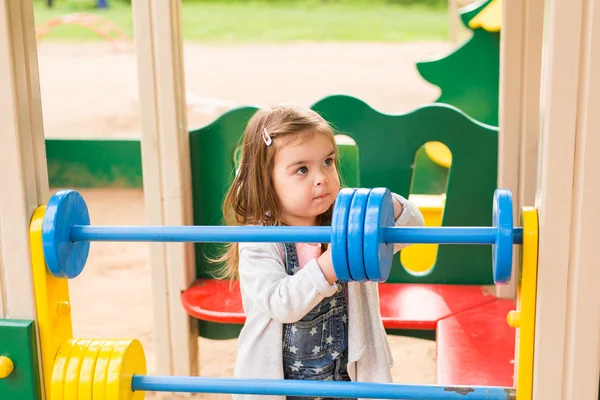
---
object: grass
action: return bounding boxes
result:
[33,1,450,43]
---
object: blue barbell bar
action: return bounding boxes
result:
[131,375,513,399]
[42,188,520,283]
[70,225,523,245]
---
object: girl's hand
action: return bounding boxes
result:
[317,248,338,285]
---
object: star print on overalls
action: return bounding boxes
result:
[279,242,352,398]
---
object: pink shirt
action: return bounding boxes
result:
[296,243,323,268]
[275,242,323,269]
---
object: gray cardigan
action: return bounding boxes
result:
[233,193,425,400]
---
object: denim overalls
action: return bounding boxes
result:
[279,243,354,400]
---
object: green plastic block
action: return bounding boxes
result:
[0,319,41,400]
[46,138,143,188]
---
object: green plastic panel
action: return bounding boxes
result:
[46,139,143,188]
[416,0,500,126]
[0,319,41,400]
[189,108,252,281]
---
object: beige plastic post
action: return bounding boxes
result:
[449,0,459,43]
[131,0,198,377]
[533,0,600,398]
[497,0,544,299]
[516,0,544,212]
[0,0,49,321]
[560,0,600,392]
[0,0,50,397]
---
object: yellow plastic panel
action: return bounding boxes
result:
[401,194,445,274]
[511,206,538,400]
[30,206,74,400]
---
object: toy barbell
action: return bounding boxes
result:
[49,336,513,399]
[41,188,522,285]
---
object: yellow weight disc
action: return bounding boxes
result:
[93,339,118,400]
[106,339,147,400]
[78,339,106,400]
[51,338,79,400]
[63,338,92,399]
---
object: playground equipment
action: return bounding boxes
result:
[35,13,132,51]
[181,97,503,354]
[2,0,599,399]
[5,186,534,399]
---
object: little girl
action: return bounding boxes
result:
[215,104,424,400]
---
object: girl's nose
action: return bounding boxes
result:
[315,172,327,186]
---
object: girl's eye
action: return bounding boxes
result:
[324,157,334,167]
[296,166,309,175]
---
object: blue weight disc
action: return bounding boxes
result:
[347,188,370,282]
[42,189,91,279]
[492,188,514,284]
[331,188,355,283]
[364,188,395,282]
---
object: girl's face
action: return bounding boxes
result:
[272,133,340,226]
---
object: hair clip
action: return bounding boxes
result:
[263,128,272,146]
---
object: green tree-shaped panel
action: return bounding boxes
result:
[416,0,499,126]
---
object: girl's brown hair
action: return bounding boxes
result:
[211,104,340,282]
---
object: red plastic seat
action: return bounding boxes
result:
[436,299,516,386]
[182,279,498,330]
[181,279,516,386]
